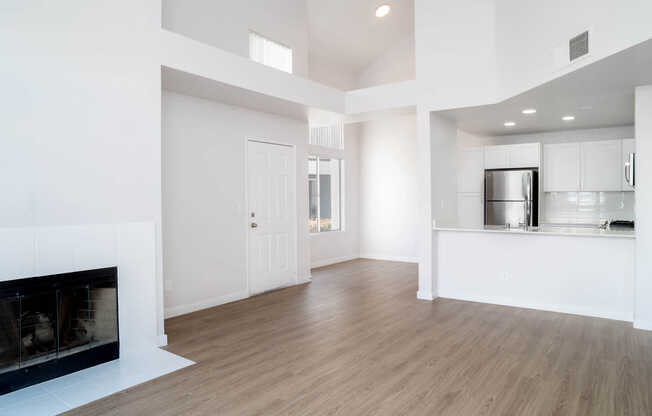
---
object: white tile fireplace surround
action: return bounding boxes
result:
[0,223,162,352]
[0,224,193,413]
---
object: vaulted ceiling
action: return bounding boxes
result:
[307,0,414,75]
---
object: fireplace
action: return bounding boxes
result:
[0,267,119,395]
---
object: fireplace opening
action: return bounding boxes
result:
[0,268,119,395]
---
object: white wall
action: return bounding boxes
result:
[0,1,163,350]
[495,0,652,100]
[162,0,310,78]
[309,125,361,268]
[415,0,497,110]
[430,115,459,225]
[162,91,311,318]
[437,230,635,322]
[359,114,420,262]
[416,0,652,111]
[635,86,652,330]
[356,35,416,90]
[481,126,635,146]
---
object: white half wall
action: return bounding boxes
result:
[437,230,636,322]
[309,125,361,268]
[162,91,311,318]
[635,85,652,330]
[359,114,420,263]
[162,0,310,78]
[0,1,164,348]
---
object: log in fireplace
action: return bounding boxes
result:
[0,267,119,395]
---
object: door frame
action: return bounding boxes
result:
[244,137,299,297]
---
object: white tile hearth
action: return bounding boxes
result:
[0,347,194,416]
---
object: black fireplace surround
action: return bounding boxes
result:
[0,267,119,395]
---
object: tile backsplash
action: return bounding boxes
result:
[543,192,635,225]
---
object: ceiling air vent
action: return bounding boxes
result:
[569,31,589,61]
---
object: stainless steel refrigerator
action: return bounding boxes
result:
[484,169,538,227]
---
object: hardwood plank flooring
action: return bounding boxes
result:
[64,259,652,415]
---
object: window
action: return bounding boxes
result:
[310,123,344,149]
[309,157,343,233]
[249,31,293,74]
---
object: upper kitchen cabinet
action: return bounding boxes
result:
[544,143,581,192]
[484,146,510,169]
[457,147,484,193]
[622,139,636,192]
[581,140,622,192]
[509,143,541,168]
[484,143,540,169]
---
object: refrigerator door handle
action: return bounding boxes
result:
[630,153,636,187]
[523,200,531,229]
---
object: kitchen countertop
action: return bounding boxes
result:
[433,223,636,239]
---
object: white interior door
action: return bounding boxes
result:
[247,140,297,296]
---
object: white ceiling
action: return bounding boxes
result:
[437,38,652,136]
[307,0,414,74]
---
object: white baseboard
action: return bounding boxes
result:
[297,274,312,284]
[417,291,436,301]
[440,292,633,323]
[165,290,249,319]
[311,255,359,269]
[634,320,652,331]
[157,334,168,347]
[359,254,419,264]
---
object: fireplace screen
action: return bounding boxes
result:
[0,268,119,394]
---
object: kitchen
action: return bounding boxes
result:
[434,128,636,323]
[426,39,650,327]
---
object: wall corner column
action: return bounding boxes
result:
[635,85,652,331]
[416,107,435,301]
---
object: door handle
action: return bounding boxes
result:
[251,222,258,229]
[625,161,631,185]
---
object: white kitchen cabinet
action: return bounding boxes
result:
[457,193,483,227]
[544,143,581,191]
[457,147,484,193]
[484,143,540,169]
[581,140,622,192]
[622,138,635,191]
[509,143,541,168]
[484,146,510,169]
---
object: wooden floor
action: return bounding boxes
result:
[66,259,652,415]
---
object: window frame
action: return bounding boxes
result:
[248,30,293,74]
[309,156,344,234]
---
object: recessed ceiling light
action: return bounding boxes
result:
[504,121,516,127]
[522,109,537,115]
[562,115,575,121]
[375,4,391,18]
